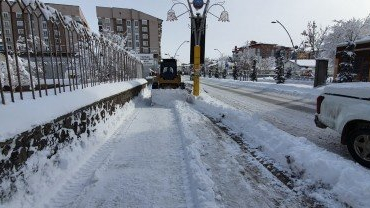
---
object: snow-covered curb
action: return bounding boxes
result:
[193,92,370,208]
[0,79,147,141]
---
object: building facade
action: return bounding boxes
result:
[0,2,88,53]
[96,7,162,59]
[232,40,292,60]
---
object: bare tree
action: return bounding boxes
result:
[301,21,328,59]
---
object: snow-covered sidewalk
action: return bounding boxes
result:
[48,103,190,207]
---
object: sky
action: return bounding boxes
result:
[43,0,370,64]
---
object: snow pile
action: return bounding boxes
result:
[0,79,147,141]
[193,92,370,207]
[203,78,323,99]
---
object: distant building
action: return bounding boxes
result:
[96,7,162,77]
[0,2,88,53]
[285,59,316,77]
[232,40,293,61]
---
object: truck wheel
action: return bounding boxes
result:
[347,129,370,168]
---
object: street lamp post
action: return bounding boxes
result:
[167,0,229,96]
[271,20,298,63]
[214,48,223,57]
[174,40,190,58]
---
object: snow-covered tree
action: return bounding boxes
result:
[301,21,328,59]
[0,55,36,90]
[257,57,275,74]
[274,49,285,84]
[249,59,257,82]
[337,41,356,82]
[320,15,370,67]
[237,46,256,72]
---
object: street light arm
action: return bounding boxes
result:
[174,40,189,57]
[273,20,295,48]
[206,1,226,15]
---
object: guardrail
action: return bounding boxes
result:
[0,0,143,105]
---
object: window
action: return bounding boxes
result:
[6,37,11,42]
[142,27,148,33]
[135,34,139,40]
[117,26,123,32]
[44,38,49,43]
[142,20,148,25]
[7,45,12,50]
[127,35,132,40]
[18,29,24,34]
[3,12,9,19]
[16,12,22,19]
[116,18,122,24]
[16,21,23,27]
[42,22,47,29]
[127,27,131,34]
[98,18,102,25]
[134,20,139,27]
[127,41,132,47]
[4,21,10,27]
[143,41,148,47]
[135,41,139,47]
[105,18,110,24]
[43,31,48,37]
[142,34,148,39]
[134,28,139,33]
[5,29,10,35]
[126,20,131,26]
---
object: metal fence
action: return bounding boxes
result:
[0,0,143,105]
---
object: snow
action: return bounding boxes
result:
[0,79,147,141]
[193,89,370,208]
[323,82,370,98]
[2,79,370,207]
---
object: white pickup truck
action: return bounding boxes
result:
[315,82,370,168]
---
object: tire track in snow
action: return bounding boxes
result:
[45,110,140,208]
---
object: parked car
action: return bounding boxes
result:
[315,82,370,168]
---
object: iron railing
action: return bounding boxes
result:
[0,0,143,105]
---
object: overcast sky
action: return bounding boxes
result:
[44,0,370,64]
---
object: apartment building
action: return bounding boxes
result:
[232,40,292,60]
[0,2,88,53]
[96,6,162,60]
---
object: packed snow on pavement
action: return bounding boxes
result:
[2,83,370,208]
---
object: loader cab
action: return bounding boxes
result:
[160,59,178,80]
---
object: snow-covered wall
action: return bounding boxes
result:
[0,83,146,202]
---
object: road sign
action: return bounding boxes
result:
[137,54,154,66]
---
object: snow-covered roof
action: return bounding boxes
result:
[337,36,370,47]
[289,59,316,67]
